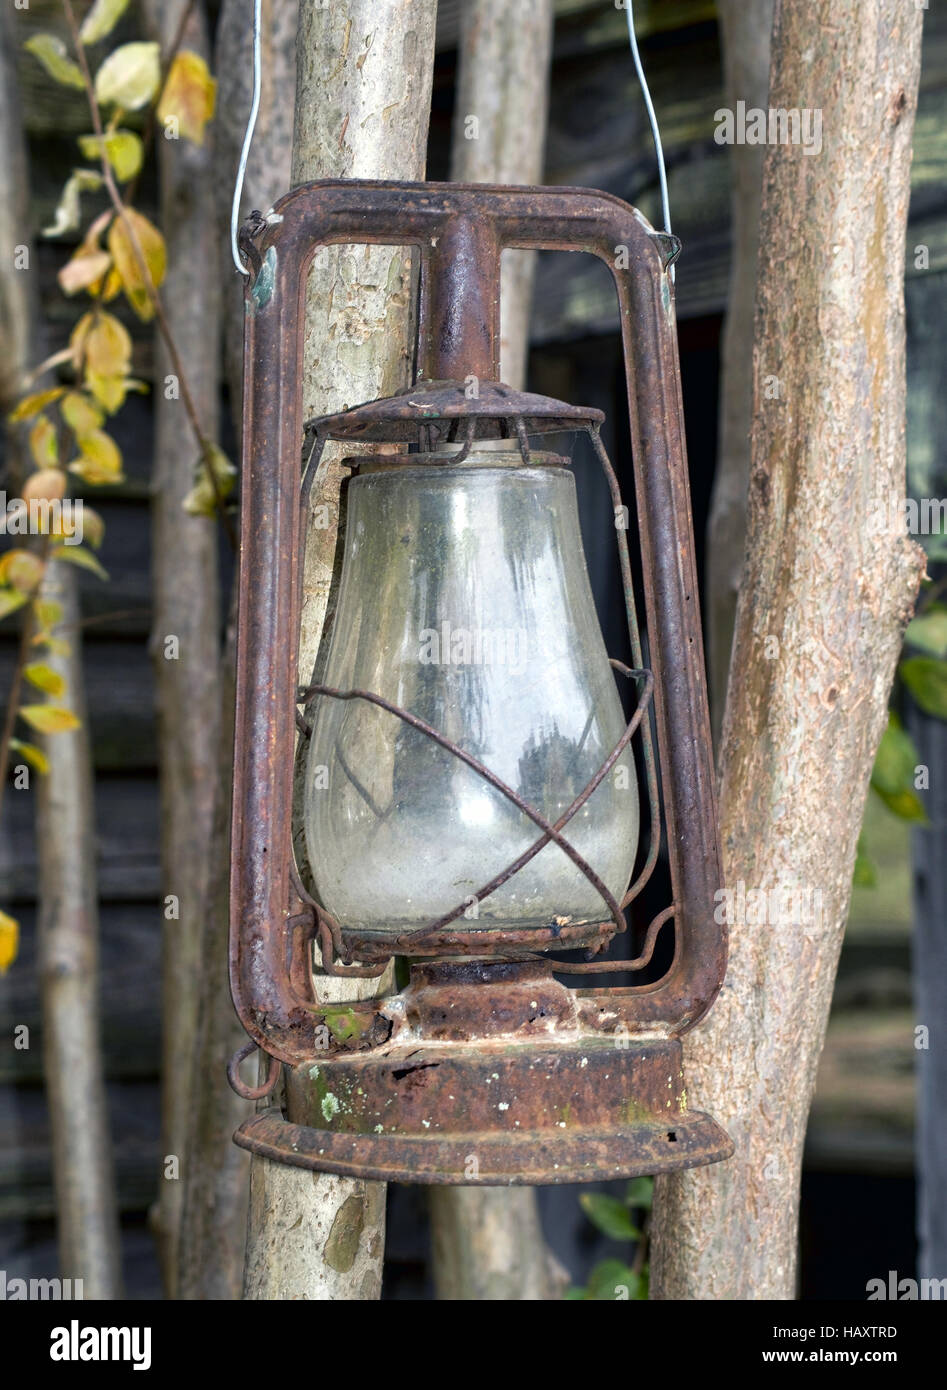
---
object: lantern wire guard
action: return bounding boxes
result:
[227,181,733,1182]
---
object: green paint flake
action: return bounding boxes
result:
[250,246,277,311]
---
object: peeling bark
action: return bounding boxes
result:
[705,0,774,745]
[651,0,925,1299]
[175,0,300,1300]
[142,0,221,1298]
[242,0,437,1301]
[429,0,559,1303]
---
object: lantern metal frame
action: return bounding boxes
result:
[227,181,732,1184]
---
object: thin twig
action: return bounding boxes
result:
[62,0,236,549]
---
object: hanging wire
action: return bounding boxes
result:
[231,0,263,275]
[624,0,674,279]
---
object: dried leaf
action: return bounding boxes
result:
[0,550,45,593]
[94,41,160,111]
[0,909,18,975]
[29,415,59,469]
[61,391,105,436]
[79,505,106,550]
[59,247,112,296]
[157,50,217,145]
[23,469,67,504]
[24,662,66,697]
[9,739,50,777]
[7,386,66,423]
[43,169,102,238]
[79,0,132,45]
[20,704,81,735]
[108,209,166,320]
[78,129,143,182]
[24,34,85,90]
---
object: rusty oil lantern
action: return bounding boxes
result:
[226,181,733,1184]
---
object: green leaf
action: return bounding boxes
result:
[870,716,920,797]
[853,832,877,888]
[0,589,29,622]
[900,656,947,721]
[585,1259,642,1301]
[905,610,947,660]
[625,1176,654,1210]
[579,1191,641,1242]
[49,545,109,581]
[24,662,66,697]
[20,705,80,735]
[183,444,236,517]
[874,786,929,825]
[79,0,132,45]
[9,738,50,776]
[24,34,85,90]
[78,130,143,182]
[94,41,160,111]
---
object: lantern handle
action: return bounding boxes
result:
[230,0,262,276]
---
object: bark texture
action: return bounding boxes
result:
[651,0,925,1299]
[705,0,775,745]
[429,0,559,1303]
[1,3,121,1300]
[36,570,123,1299]
[142,0,221,1298]
[242,0,437,1301]
[175,0,300,1300]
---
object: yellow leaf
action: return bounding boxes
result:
[0,589,29,621]
[157,51,217,146]
[9,739,50,777]
[29,415,58,468]
[183,444,237,517]
[94,41,160,111]
[79,505,105,550]
[24,34,85,90]
[79,0,132,45]
[0,909,18,974]
[50,545,109,581]
[0,550,45,593]
[24,662,66,696]
[78,310,132,378]
[22,469,67,503]
[86,373,128,414]
[8,386,66,423]
[61,391,105,436]
[78,130,143,182]
[108,209,166,320]
[59,247,112,296]
[43,169,102,238]
[68,428,123,485]
[20,705,81,735]
[35,599,63,631]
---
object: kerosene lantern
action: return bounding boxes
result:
[227,181,732,1183]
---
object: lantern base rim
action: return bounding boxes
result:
[232,1106,733,1185]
